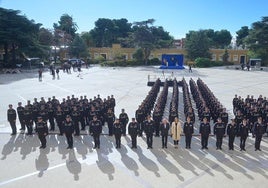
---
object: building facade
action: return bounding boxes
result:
[89,44,248,64]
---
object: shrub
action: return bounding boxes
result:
[148,58,161,65]
[195,57,234,68]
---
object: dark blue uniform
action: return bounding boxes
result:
[183,122,194,149]
[144,120,155,149]
[199,122,211,149]
[63,120,75,148]
[227,123,237,150]
[160,123,170,148]
[113,122,123,148]
[128,122,139,148]
[36,121,48,148]
[214,122,225,150]
[90,120,102,149]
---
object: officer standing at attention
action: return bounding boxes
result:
[89,116,102,149]
[23,106,33,135]
[71,106,81,136]
[227,119,237,150]
[7,104,17,135]
[63,115,75,149]
[239,118,249,151]
[106,108,115,136]
[160,118,170,148]
[183,116,194,149]
[254,117,265,151]
[214,117,226,150]
[17,102,25,131]
[35,117,49,149]
[199,117,211,150]
[119,109,129,136]
[144,115,155,149]
[128,118,139,149]
[113,119,123,149]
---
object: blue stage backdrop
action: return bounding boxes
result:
[160,54,185,69]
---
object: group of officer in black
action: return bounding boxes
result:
[7,79,267,151]
[7,94,116,149]
[169,79,179,123]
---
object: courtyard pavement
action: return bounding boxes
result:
[0,65,268,188]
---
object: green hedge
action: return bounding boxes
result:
[195,57,234,68]
[100,58,161,67]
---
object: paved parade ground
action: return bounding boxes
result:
[0,65,268,188]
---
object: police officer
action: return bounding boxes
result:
[119,109,129,136]
[71,106,81,136]
[89,116,102,149]
[35,117,48,149]
[227,119,237,150]
[23,106,33,135]
[106,108,115,136]
[199,117,211,149]
[63,115,75,149]
[136,107,145,137]
[143,115,154,149]
[47,103,55,131]
[214,117,226,150]
[7,104,17,135]
[17,102,25,131]
[113,119,123,148]
[160,118,170,148]
[239,118,249,151]
[55,106,65,136]
[254,117,265,151]
[183,116,194,149]
[128,118,139,149]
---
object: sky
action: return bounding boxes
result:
[1,0,267,39]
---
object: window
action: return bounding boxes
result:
[212,54,216,61]
[219,55,223,61]
[94,53,99,59]
[233,55,238,62]
[100,53,107,59]
[123,53,128,60]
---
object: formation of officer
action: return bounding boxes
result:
[10,94,116,137]
[233,94,268,135]
[135,79,161,136]
[153,80,169,137]
[182,79,195,125]
[169,79,179,123]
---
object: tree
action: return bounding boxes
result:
[38,28,53,46]
[90,18,132,47]
[245,17,268,65]
[129,19,173,64]
[0,8,44,67]
[132,48,144,62]
[236,26,249,49]
[222,49,229,63]
[81,32,95,47]
[213,30,232,48]
[69,34,88,58]
[185,30,211,60]
[53,14,77,39]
